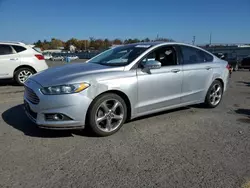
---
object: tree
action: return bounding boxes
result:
[50,38,64,49]
[89,37,96,49]
[78,40,89,51]
[124,38,140,44]
[32,36,175,51]
[113,39,122,45]
[154,37,175,42]
[34,40,42,47]
[65,38,79,50]
[141,38,150,42]
[104,38,111,49]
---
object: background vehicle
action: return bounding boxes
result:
[24,42,229,136]
[0,41,48,85]
[51,55,64,61]
[68,55,79,60]
[43,52,53,60]
[239,57,250,70]
[213,52,240,71]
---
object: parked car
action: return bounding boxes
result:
[68,55,79,60]
[51,55,64,61]
[24,42,229,136]
[239,57,250,70]
[212,52,240,71]
[43,53,52,60]
[0,41,48,85]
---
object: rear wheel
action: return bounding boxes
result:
[14,68,35,86]
[204,80,223,108]
[87,93,127,136]
[233,64,239,71]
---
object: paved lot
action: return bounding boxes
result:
[0,63,250,188]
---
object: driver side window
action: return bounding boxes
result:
[141,46,177,67]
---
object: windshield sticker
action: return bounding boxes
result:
[135,45,151,48]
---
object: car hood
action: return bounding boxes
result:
[30,63,124,87]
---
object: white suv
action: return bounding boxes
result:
[0,41,48,85]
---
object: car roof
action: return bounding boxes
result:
[0,41,27,46]
[118,41,205,49]
[117,42,213,54]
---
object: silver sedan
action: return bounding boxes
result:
[24,42,229,136]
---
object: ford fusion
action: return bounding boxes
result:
[24,42,229,136]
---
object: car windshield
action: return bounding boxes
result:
[88,44,152,66]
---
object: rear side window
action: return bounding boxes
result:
[180,46,213,64]
[0,44,13,55]
[33,47,42,53]
[199,50,214,62]
[12,45,26,53]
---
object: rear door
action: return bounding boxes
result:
[0,44,20,78]
[179,45,214,104]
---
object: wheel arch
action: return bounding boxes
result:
[214,78,224,91]
[86,89,132,124]
[14,65,37,74]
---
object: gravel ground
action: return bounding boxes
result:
[0,63,250,188]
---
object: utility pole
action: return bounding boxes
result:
[156,34,159,41]
[192,36,196,45]
[209,32,212,46]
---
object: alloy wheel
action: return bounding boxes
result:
[95,99,124,132]
[209,84,222,106]
[18,70,33,83]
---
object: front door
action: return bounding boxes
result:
[136,45,183,115]
[0,44,20,78]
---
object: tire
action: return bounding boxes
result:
[87,93,127,136]
[14,67,35,86]
[233,64,239,71]
[204,80,223,108]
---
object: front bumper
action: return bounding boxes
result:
[23,79,92,130]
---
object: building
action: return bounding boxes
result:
[202,45,250,59]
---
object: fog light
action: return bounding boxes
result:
[53,114,64,121]
[45,113,72,121]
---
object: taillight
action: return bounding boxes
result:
[226,64,230,70]
[35,54,44,60]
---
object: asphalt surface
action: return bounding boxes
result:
[0,62,250,188]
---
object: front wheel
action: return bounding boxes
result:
[87,93,127,136]
[14,68,35,86]
[204,80,223,108]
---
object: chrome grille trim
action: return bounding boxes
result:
[24,86,40,104]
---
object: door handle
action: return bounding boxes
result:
[205,66,212,70]
[10,58,18,61]
[171,69,180,73]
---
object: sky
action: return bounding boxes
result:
[0,0,249,44]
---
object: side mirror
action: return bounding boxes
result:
[143,60,161,70]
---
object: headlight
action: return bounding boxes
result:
[40,83,90,95]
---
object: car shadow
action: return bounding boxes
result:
[130,106,190,122]
[0,79,19,86]
[235,109,250,116]
[2,104,208,138]
[1,104,95,138]
[235,108,250,124]
[237,81,250,87]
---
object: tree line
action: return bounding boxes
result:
[34,37,175,51]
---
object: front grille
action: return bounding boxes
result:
[24,86,40,104]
